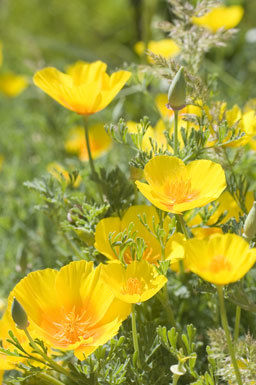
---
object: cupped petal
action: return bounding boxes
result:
[94,217,122,260]
[74,317,123,360]
[79,264,127,327]
[8,268,58,326]
[55,261,94,311]
[165,232,187,271]
[122,205,162,262]
[135,181,173,212]
[68,61,107,86]
[143,156,187,187]
[187,159,226,199]
[97,70,131,111]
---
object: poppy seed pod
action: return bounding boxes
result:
[11,297,29,330]
[167,67,186,110]
[243,201,256,240]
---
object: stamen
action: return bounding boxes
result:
[52,306,90,345]
[121,278,143,295]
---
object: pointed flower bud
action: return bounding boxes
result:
[167,67,186,110]
[11,297,29,330]
[243,201,256,240]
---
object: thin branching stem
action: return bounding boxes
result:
[24,328,78,383]
[131,304,142,369]
[216,285,243,385]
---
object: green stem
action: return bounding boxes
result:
[216,286,243,385]
[38,372,66,385]
[131,304,141,368]
[24,328,77,383]
[173,374,180,385]
[174,110,179,155]
[160,285,176,328]
[234,305,241,345]
[176,214,190,240]
[83,117,96,176]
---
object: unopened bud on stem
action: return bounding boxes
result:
[11,297,29,330]
[167,67,186,111]
[243,201,256,240]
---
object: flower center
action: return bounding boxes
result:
[208,254,232,274]
[163,178,198,207]
[53,307,89,346]
[122,277,143,295]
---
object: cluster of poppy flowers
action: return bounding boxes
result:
[0,5,255,382]
[0,53,255,374]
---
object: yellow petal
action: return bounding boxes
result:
[94,217,122,260]
[0,73,27,97]
[192,6,244,32]
[55,261,94,311]
[135,39,180,63]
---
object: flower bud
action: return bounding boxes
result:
[11,297,29,330]
[167,67,186,110]
[243,201,256,240]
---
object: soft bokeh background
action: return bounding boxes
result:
[0,0,256,295]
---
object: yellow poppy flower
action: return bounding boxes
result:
[95,205,171,264]
[0,73,28,97]
[7,261,131,360]
[100,260,167,303]
[47,162,82,187]
[65,124,112,161]
[33,61,131,115]
[192,6,244,32]
[0,371,3,384]
[136,155,226,214]
[206,104,255,148]
[127,119,170,152]
[134,39,180,63]
[184,233,256,285]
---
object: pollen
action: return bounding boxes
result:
[53,307,90,346]
[208,254,232,274]
[122,277,143,296]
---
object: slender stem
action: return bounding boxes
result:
[24,328,77,383]
[216,286,243,385]
[173,374,180,385]
[175,214,189,280]
[173,110,179,155]
[160,285,176,328]
[234,305,241,345]
[38,372,66,385]
[83,117,96,176]
[176,214,190,240]
[131,304,141,368]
